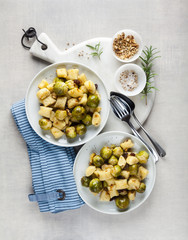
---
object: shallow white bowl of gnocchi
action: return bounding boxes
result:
[73,131,156,214]
[25,62,109,147]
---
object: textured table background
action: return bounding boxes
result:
[0,0,188,239]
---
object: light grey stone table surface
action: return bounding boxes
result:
[0,0,187,239]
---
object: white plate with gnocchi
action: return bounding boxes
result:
[73,131,156,214]
[25,62,109,147]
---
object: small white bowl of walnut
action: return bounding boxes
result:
[112,29,143,63]
[114,64,146,97]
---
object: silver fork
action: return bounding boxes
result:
[110,96,159,162]
[115,95,166,157]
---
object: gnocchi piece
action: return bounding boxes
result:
[47,83,55,92]
[92,112,101,127]
[105,178,115,186]
[84,80,96,94]
[51,92,57,99]
[78,73,87,85]
[118,155,126,169]
[68,88,83,98]
[121,170,130,179]
[128,190,136,201]
[54,97,67,109]
[50,111,56,122]
[108,185,119,199]
[53,117,66,130]
[100,190,110,201]
[64,92,71,100]
[41,95,56,107]
[37,88,50,100]
[120,139,134,150]
[96,167,102,172]
[56,68,67,78]
[126,155,139,165]
[78,94,87,105]
[95,169,112,181]
[101,164,113,171]
[50,127,64,139]
[38,79,49,89]
[67,98,79,109]
[79,85,88,94]
[38,106,53,118]
[85,166,96,177]
[137,166,149,180]
[115,179,128,190]
[128,177,140,190]
[64,116,69,125]
[90,153,96,163]
[67,69,79,80]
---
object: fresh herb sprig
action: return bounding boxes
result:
[86,42,103,60]
[140,46,160,105]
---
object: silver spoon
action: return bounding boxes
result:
[110,91,166,157]
[110,96,159,162]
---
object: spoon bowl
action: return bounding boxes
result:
[110,91,166,157]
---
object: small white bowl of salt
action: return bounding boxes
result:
[114,63,146,97]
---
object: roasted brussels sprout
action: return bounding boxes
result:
[89,178,103,193]
[81,176,91,187]
[53,81,68,96]
[113,147,124,158]
[39,118,52,130]
[87,94,100,108]
[128,164,138,175]
[108,155,118,166]
[115,196,130,210]
[92,155,105,167]
[100,147,112,160]
[72,106,86,121]
[136,182,146,193]
[111,165,122,177]
[55,110,67,120]
[82,114,92,126]
[65,126,77,138]
[136,151,149,164]
[76,124,86,135]
[53,77,63,83]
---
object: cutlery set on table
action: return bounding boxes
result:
[12,27,166,214]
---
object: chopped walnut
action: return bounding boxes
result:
[113,33,139,60]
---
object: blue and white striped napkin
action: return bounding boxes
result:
[11,99,84,213]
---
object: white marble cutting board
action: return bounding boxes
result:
[30,33,155,133]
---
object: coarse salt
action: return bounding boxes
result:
[119,70,138,91]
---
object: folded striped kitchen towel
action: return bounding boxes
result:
[11,99,85,213]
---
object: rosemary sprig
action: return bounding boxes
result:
[86,42,103,59]
[140,46,160,105]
